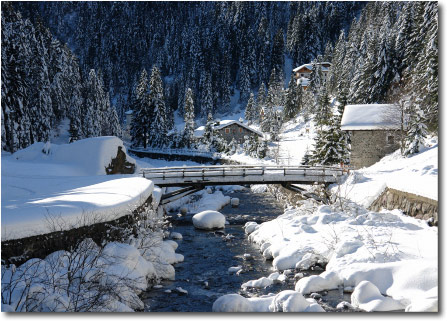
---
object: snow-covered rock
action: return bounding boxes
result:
[228,266,242,274]
[241,277,273,289]
[351,281,406,312]
[230,197,240,207]
[192,210,226,230]
[170,232,183,240]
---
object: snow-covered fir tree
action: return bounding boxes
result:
[245,92,255,125]
[130,69,151,149]
[311,110,349,166]
[283,75,302,121]
[182,88,195,148]
[148,66,168,147]
[254,82,267,124]
[404,105,427,157]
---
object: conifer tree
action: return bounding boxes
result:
[202,112,214,147]
[182,88,195,148]
[310,114,349,165]
[255,82,267,124]
[245,92,255,125]
[283,75,302,121]
[68,117,80,143]
[130,68,151,148]
[404,105,427,156]
[201,73,214,118]
[314,87,331,128]
[148,66,167,147]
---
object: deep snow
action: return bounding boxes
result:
[1,137,153,241]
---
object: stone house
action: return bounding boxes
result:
[341,104,401,168]
[293,62,331,90]
[194,120,263,144]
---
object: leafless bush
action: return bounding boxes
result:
[2,238,149,312]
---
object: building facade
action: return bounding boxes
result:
[341,104,401,168]
[348,129,401,168]
[293,62,331,90]
[194,120,263,144]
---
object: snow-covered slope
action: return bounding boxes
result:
[1,137,153,241]
[332,138,438,207]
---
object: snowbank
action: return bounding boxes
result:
[2,230,183,312]
[164,189,230,214]
[332,143,438,206]
[234,201,437,312]
[11,136,135,176]
[212,290,325,312]
[1,137,153,241]
[192,210,226,230]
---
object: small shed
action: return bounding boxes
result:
[341,104,401,168]
[194,120,263,144]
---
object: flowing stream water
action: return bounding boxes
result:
[142,188,353,312]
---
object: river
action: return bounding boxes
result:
[142,187,354,312]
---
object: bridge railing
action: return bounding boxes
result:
[140,165,348,185]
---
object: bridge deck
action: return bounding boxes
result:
[140,165,346,187]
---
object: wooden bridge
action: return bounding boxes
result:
[140,165,348,205]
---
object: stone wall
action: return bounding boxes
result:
[349,130,401,168]
[2,195,156,266]
[217,123,261,144]
[369,187,438,224]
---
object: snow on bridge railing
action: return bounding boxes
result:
[128,147,221,159]
[139,165,350,186]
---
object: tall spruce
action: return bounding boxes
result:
[130,68,151,148]
[183,88,195,148]
[148,66,167,147]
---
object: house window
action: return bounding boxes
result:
[225,128,230,134]
[239,128,243,133]
[387,135,394,145]
[232,129,236,134]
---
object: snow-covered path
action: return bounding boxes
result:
[276,118,316,165]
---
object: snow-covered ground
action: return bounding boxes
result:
[212,132,438,313]
[331,137,438,207]
[1,136,189,312]
[1,137,153,241]
[213,200,438,312]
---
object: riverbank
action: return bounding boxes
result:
[213,194,437,312]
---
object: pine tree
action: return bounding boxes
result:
[283,75,302,121]
[202,112,214,147]
[301,146,312,165]
[245,92,255,125]
[131,68,151,148]
[255,82,267,124]
[148,66,167,147]
[182,88,195,148]
[314,87,331,128]
[311,114,349,165]
[68,117,80,143]
[271,28,285,86]
[201,72,213,118]
[404,105,427,156]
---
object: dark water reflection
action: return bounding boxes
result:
[142,188,354,312]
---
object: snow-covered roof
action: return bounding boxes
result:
[194,120,263,137]
[293,62,331,73]
[340,104,401,130]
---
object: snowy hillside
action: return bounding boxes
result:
[1,137,153,241]
[331,137,438,207]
